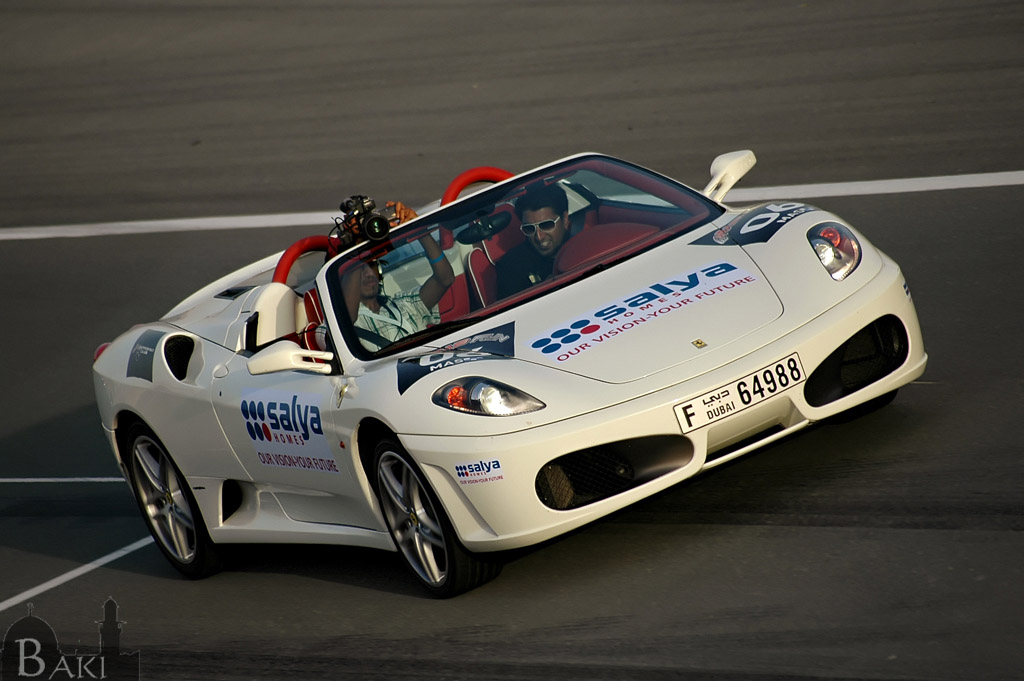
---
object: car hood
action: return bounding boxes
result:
[501,241,782,384]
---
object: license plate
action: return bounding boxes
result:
[674,353,806,433]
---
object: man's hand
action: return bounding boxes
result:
[385,201,418,225]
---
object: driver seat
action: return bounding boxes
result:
[466,206,524,307]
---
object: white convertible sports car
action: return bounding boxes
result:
[93,151,927,596]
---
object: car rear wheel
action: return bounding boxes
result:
[373,438,501,597]
[125,423,222,578]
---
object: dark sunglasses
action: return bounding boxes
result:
[520,215,561,236]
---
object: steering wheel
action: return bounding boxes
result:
[441,166,514,206]
[272,235,331,284]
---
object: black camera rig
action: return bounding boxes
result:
[329,195,395,254]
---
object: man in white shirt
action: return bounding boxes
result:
[341,202,454,350]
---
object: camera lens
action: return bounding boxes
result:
[363,215,391,241]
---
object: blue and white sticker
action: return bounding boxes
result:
[397,322,515,394]
[240,390,339,473]
[694,203,818,246]
[529,262,757,362]
[454,459,504,485]
[127,329,165,381]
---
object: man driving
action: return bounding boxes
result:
[495,184,572,299]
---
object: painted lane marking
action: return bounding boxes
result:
[727,170,1024,201]
[0,211,331,241]
[1,170,1021,241]
[0,537,153,615]
[0,477,124,483]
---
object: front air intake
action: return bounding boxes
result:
[535,435,693,511]
[804,315,909,407]
[536,449,635,511]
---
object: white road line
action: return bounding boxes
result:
[727,170,1024,201]
[0,211,331,241]
[0,537,153,615]
[0,477,124,483]
[1,170,1021,241]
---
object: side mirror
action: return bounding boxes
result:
[702,150,757,202]
[247,341,333,375]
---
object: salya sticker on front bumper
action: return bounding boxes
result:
[454,459,504,485]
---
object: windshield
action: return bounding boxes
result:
[324,154,723,357]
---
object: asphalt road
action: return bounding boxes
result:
[2,1,1022,680]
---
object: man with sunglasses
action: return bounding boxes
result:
[495,183,572,299]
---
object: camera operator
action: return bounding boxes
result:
[340,201,454,349]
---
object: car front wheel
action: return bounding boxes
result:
[374,438,501,597]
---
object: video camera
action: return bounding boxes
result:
[340,195,394,242]
[328,195,396,256]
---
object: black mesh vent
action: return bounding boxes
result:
[222,479,243,522]
[164,335,195,381]
[804,315,909,407]
[536,449,636,511]
[535,436,693,511]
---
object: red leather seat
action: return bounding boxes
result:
[465,206,525,307]
[555,222,659,274]
[299,289,326,350]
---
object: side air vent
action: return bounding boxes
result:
[164,335,195,381]
[221,479,243,522]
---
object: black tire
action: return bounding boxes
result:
[124,423,222,579]
[373,437,501,597]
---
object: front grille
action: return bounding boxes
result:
[804,315,909,407]
[536,449,635,511]
[535,435,693,511]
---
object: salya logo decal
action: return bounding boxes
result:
[530,261,756,361]
[240,390,338,473]
[454,459,504,485]
[241,394,323,443]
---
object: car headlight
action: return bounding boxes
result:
[432,377,545,416]
[807,222,862,281]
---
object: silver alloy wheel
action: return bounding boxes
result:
[131,435,196,565]
[377,450,448,586]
